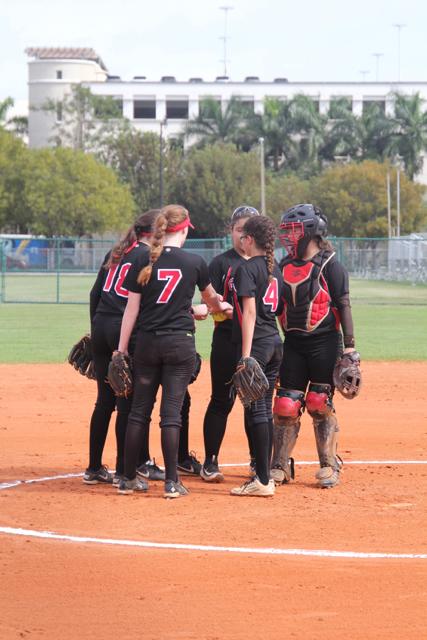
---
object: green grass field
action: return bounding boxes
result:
[0,277,426,363]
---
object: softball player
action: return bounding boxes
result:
[230,215,284,497]
[201,205,261,483]
[83,210,159,485]
[272,203,357,488]
[116,205,231,498]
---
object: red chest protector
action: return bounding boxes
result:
[280,251,336,332]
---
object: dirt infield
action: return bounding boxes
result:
[1,361,427,639]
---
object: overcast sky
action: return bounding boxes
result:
[1,0,426,105]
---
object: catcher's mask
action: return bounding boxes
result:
[279,203,327,259]
[333,351,362,400]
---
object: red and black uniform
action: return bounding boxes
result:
[279,250,351,390]
[203,248,253,463]
[232,256,284,484]
[88,242,148,475]
[122,246,210,482]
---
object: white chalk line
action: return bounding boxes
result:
[0,461,426,492]
[1,465,427,560]
[0,526,426,559]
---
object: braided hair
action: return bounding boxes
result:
[241,215,277,282]
[137,204,190,285]
[105,209,161,269]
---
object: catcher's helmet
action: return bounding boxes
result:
[230,205,260,225]
[279,203,328,259]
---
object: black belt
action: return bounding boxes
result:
[142,330,195,336]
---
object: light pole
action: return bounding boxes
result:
[359,70,370,81]
[372,53,383,81]
[259,137,266,215]
[386,170,392,238]
[219,6,233,76]
[159,118,167,208]
[393,23,406,82]
[396,161,401,237]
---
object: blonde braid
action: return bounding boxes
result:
[137,213,168,285]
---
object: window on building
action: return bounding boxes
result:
[363,100,385,115]
[166,100,189,119]
[56,70,62,79]
[134,99,156,119]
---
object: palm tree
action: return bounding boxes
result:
[0,97,28,137]
[243,98,298,171]
[320,97,363,163]
[360,102,395,162]
[387,93,427,180]
[286,94,325,174]
[183,96,247,148]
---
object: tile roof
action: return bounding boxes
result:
[25,47,107,70]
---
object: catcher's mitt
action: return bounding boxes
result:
[189,352,202,385]
[333,350,361,400]
[68,334,96,380]
[232,357,269,408]
[107,351,133,398]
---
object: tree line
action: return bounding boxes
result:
[0,91,426,237]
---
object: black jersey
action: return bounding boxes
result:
[90,242,149,323]
[124,246,210,333]
[209,248,247,334]
[279,251,350,339]
[232,255,283,344]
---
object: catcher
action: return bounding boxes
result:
[272,204,361,489]
[229,215,284,497]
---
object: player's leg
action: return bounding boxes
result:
[230,340,276,497]
[202,330,236,480]
[118,332,161,494]
[271,338,308,485]
[177,390,202,475]
[160,334,196,498]
[306,331,342,488]
[83,316,115,484]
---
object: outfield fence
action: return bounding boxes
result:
[0,235,426,304]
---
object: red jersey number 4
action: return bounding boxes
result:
[156,269,183,303]
[263,277,279,312]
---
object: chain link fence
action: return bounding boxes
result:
[1,234,426,304]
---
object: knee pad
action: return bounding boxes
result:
[273,389,305,419]
[305,383,333,417]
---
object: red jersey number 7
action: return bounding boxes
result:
[156,269,183,303]
[263,277,279,312]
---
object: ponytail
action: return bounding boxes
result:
[137,213,168,285]
[105,208,161,270]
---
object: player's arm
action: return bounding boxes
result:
[241,296,256,359]
[327,260,355,352]
[117,291,141,355]
[89,252,110,324]
[200,284,232,314]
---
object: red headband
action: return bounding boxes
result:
[167,217,195,233]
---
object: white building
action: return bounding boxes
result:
[26,47,427,182]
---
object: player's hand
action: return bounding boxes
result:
[343,347,356,354]
[192,303,208,320]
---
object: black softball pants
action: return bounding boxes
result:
[124,332,196,482]
[236,334,283,484]
[89,314,132,474]
[203,327,254,462]
[279,331,342,392]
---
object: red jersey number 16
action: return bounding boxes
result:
[263,277,279,312]
[156,269,183,304]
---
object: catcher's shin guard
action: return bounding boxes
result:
[305,383,334,418]
[271,389,304,484]
[312,413,342,488]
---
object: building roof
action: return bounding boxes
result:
[25,47,107,71]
